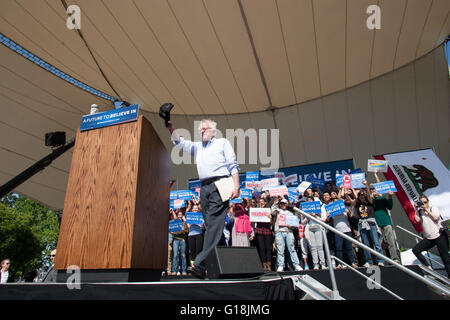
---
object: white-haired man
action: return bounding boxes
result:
[168,119,240,279]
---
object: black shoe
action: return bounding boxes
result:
[187,266,206,279]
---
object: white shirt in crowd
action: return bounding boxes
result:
[1,271,9,283]
[419,207,442,240]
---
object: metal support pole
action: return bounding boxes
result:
[321,228,340,299]
[293,207,450,296]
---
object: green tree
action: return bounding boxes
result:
[0,193,59,280]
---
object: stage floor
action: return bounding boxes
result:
[0,265,444,300]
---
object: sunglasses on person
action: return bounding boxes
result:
[50,255,56,257]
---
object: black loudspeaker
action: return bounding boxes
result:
[205,246,264,279]
[45,132,66,147]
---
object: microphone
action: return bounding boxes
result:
[159,103,174,128]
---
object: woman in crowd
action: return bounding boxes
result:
[350,181,384,267]
[302,196,327,270]
[327,187,358,268]
[0,259,13,283]
[229,203,254,247]
[170,210,188,275]
[412,195,450,277]
[254,197,273,271]
[186,201,204,268]
[271,197,303,272]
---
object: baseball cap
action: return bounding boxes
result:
[280,199,288,204]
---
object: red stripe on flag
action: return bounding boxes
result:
[374,155,423,233]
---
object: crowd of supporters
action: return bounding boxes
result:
[166,171,402,276]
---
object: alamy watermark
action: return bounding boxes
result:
[366,5,381,30]
[66,5,81,30]
[66,265,81,290]
[171,121,280,172]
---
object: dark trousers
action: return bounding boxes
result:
[194,181,229,269]
[256,233,273,263]
[412,231,450,277]
[188,234,204,262]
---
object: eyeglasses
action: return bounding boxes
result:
[422,201,428,204]
[50,255,56,257]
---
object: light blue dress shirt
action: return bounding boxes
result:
[174,137,239,181]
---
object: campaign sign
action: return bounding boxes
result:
[300,201,322,214]
[261,177,279,190]
[343,174,352,189]
[275,172,286,184]
[288,187,298,202]
[373,181,397,194]
[368,159,388,173]
[288,194,298,203]
[277,214,287,227]
[170,191,178,200]
[285,173,298,186]
[80,104,139,132]
[285,215,299,227]
[335,175,343,187]
[230,197,242,204]
[306,176,325,189]
[185,211,204,225]
[268,185,289,197]
[246,171,259,182]
[240,188,253,198]
[177,190,196,201]
[325,200,346,217]
[173,199,185,209]
[296,181,312,193]
[249,208,271,223]
[351,173,366,188]
[169,219,183,232]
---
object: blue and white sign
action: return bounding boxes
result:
[240,188,253,198]
[325,200,346,217]
[306,176,325,189]
[246,171,259,182]
[350,173,366,189]
[80,104,139,132]
[176,190,196,201]
[285,215,299,227]
[336,175,344,187]
[287,187,298,203]
[300,201,322,214]
[170,191,178,200]
[171,199,185,209]
[373,181,397,194]
[169,219,183,232]
[230,197,242,204]
[185,212,204,226]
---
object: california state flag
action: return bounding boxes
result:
[374,149,450,233]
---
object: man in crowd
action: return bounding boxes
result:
[167,119,240,279]
[42,249,57,283]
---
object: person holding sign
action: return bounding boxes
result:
[271,198,303,272]
[301,197,327,270]
[371,173,400,263]
[186,202,205,268]
[349,180,385,267]
[170,211,188,276]
[253,197,273,271]
[327,190,358,268]
[168,119,240,279]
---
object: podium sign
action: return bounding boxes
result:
[80,104,139,132]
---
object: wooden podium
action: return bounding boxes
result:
[55,115,170,282]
